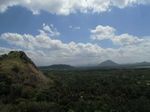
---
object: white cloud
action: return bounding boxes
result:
[113,34,144,46]
[91,25,144,46]
[39,23,60,37]
[0,0,149,15]
[90,25,116,40]
[1,24,150,66]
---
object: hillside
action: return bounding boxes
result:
[0,51,48,87]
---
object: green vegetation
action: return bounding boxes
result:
[0,51,150,112]
[1,68,150,112]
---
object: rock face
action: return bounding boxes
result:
[0,51,48,87]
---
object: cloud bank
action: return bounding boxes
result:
[0,24,150,66]
[90,25,144,46]
[0,0,149,15]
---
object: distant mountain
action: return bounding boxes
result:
[39,64,74,70]
[98,60,150,69]
[134,62,150,66]
[124,61,150,68]
[99,60,119,67]
[0,51,48,87]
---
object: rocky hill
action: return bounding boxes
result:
[0,51,48,88]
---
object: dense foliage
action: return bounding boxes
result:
[1,68,150,112]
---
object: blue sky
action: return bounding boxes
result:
[0,0,150,66]
[0,5,150,42]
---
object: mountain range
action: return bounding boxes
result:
[1,51,150,72]
[39,60,150,70]
[98,60,150,68]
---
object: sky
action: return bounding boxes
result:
[0,0,150,66]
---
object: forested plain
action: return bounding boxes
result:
[1,68,150,112]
